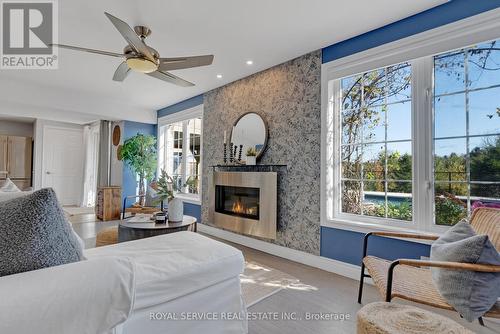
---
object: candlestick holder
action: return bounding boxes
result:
[238,145,243,162]
[229,142,234,163]
[223,143,227,164]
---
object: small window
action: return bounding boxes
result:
[158,108,203,200]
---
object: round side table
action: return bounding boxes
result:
[118,215,197,242]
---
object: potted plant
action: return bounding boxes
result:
[154,169,189,223]
[246,147,257,165]
[119,133,157,206]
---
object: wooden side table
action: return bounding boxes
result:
[118,215,197,242]
[96,186,121,221]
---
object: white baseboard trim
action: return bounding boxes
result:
[198,224,373,285]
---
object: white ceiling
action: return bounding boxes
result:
[0,0,447,124]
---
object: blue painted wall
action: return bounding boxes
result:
[157,95,203,118]
[184,202,201,223]
[320,227,430,266]
[322,0,500,63]
[122,120,157,207]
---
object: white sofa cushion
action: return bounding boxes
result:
[84,231,245,310]
[0,257,135,334]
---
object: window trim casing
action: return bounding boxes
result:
[158,104,204,205]
[320,8,500,236]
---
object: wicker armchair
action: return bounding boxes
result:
[357,207,500,326]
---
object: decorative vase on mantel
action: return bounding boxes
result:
[168,197,184,222]
[246,155,256,166]
[245,147,257,166]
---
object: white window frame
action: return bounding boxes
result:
[158,104,203,205]
[321,9,500,236]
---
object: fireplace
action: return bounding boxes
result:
[209,171,277,239]
[215,185,260,220]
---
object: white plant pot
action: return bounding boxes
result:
[246,156,256,165]
[168,197,184,222]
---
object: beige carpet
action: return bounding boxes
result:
[241,261,299,307]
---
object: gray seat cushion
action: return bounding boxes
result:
[0,188,84,277]
[430,220,500,321]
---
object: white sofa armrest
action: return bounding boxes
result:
[0,257,135,334]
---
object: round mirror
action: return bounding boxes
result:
[230,112,268,161]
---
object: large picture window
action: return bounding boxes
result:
[325,36,500,232]
[158,106,203,202]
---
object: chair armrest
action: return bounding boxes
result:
[122,194,148,219]
[125,194,146,199]
[371,231,439,241]
[398,259,500,272]
[384,259,500,302]
[361,231,438,264]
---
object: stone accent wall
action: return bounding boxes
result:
[201,50,322,255]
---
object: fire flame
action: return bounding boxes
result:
[232,199,257,216]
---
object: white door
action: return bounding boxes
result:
[42,126,84,206]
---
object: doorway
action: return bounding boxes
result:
[41,125,84,206]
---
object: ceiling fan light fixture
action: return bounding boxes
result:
[126,57,158,73]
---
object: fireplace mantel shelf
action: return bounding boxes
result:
[211,164,287,172]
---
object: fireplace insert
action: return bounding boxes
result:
[215,185,260,220]
[209,171,277,239]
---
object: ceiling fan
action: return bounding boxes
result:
[50,12,214,87]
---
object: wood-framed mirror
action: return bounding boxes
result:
[230,112,268,161]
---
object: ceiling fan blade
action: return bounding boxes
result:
[113,62,130,82]
[50,43,124,58]
[158,55,214,71]
[147,70,195,87]
[104,12,156,63]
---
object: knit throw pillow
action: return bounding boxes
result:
[430,220,500,321]
[0,188,84,277]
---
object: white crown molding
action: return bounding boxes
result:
[322,8,500,79]
[198,223,372,284]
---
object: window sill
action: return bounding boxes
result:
[175,194,201,206]
[321,218,438,245]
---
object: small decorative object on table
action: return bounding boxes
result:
[245,147,257,165]
[154,169,188,223]
[154,211,167,223]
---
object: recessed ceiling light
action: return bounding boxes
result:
[216,74,223,79]
[246,60,253,65]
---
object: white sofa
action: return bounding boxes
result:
[0,232,248,334]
